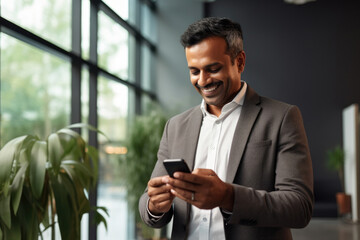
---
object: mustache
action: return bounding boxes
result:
[196,82,221,89]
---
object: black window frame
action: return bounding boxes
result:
[0,0,157,239]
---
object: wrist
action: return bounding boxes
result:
[220,183,234,211]
[147,198,165,217]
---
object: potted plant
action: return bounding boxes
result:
[0,123,108,240]
[326,145,351,216]
[120,107,168,239]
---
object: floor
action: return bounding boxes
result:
[292,218,360,240]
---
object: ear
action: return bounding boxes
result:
[237,51,246,73]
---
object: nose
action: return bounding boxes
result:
[197,71,210,87]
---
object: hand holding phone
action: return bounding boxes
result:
[163,159,191,178]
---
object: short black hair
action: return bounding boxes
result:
[180,17,244,63]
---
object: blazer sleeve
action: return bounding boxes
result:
[138,120,174,228]
[227,105,314,228]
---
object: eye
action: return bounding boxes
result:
[190,70,200,75]
[208,67,221,73]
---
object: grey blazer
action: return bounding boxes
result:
[139,86,314,240]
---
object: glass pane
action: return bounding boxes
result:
[102,0,129,21]
[128,0,139,27]
[98,11,133,81]
[82,0,90,60]
[141,44,155,91]
[0,34,71,146]
[79,67,90,145]
[1,0,71,51]
[98,77,128,142]
[141,3,156,44]
[97,76,134,239]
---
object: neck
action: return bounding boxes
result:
[207,105,222,117]
[207,83,243,117]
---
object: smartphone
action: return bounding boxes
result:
[163,159,191,178]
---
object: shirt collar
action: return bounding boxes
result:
[200,81,247,117]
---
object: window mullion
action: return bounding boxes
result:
[89,0,99,240]
[71,0,82,125]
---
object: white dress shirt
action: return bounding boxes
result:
[187,82,247,240]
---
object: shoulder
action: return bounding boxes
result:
[168,105,202,125]
[246,85,298,115]
[260,96,295,112]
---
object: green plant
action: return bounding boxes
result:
[0,123,108,240]
[121,108,167,238]
[326,145,345,192]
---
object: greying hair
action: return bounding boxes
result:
[180,17,244,63]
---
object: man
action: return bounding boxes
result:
[139,17,313,240]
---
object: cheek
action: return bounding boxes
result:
[190,76,198,86]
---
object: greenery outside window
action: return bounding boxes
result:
[1,0,72,51]
[0,34,71,146]
[0,0,157,239]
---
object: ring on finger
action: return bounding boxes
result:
[191,192,195,201]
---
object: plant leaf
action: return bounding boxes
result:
[61,162,90,191]
[29,141,47,199]
[66,123,107,139]
[51,174,77,239]
[0,135,28,190]
[58,129,86,161]
[61,163,90,214]
[16,189,38,240]
[2,216,21,240]
[57,128,84,146]
[73,178,90,215]
[61,160,93,179]
[0,193,11,229]
[92,206,109,231]
[11,160,29,215]
[48,133,64,174]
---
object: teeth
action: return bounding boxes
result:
[202,85,218,93]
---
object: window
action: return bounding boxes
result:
[0,34,71,145]
[0,0,157,239]
[1,0,72,50]
[98,11,133,81]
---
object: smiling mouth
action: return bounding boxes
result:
[198,82,221,94]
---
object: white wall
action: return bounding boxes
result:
[343,104,360,222]
[156,0,203,114]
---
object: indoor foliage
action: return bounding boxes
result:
[326,145,345,191]
[121,107,167,238]
[0,123,107,240]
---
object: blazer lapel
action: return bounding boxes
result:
[183,107,203,171]
[181,107,202,236]
[226,86,262,183]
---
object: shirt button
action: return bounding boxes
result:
[203,217,207,222]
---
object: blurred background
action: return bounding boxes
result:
[1,0,360,239]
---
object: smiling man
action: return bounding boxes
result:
[139,17,313,240]
[186,36,245,117]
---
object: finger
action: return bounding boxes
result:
[148,183,172,197]
[149,194,174,214]
[165,176,198,192]
[149,191,174,203]
[150,199,173,210]
[170,188,195,203]
[173,171,204,184]
[192,168,216,176]
[173,169,216,184]
[148,176,169,187]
